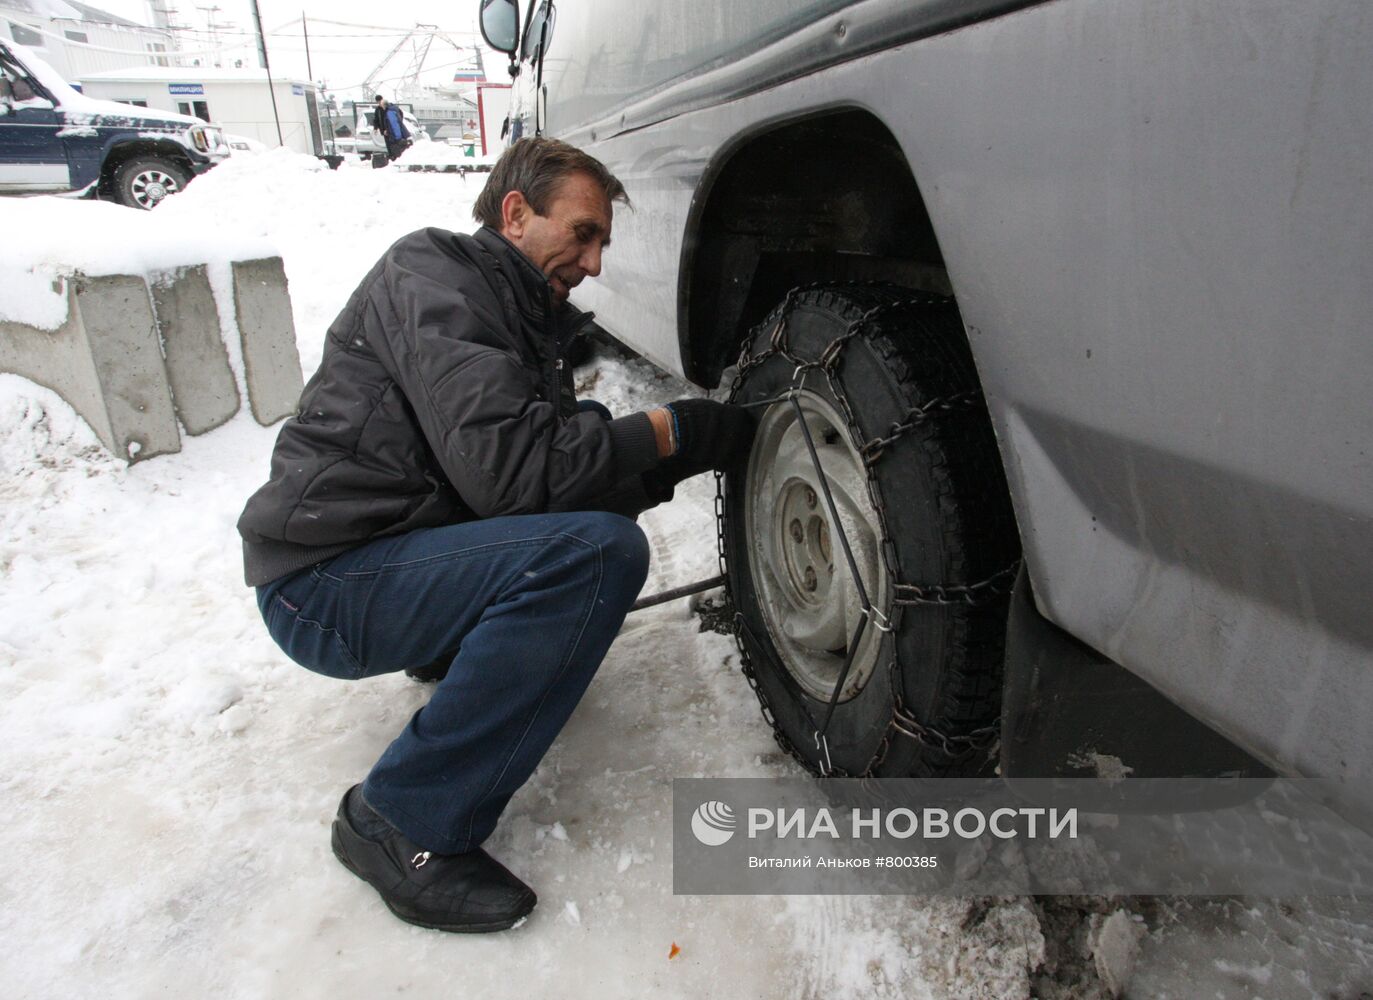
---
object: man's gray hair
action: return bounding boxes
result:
[473,138,629,226]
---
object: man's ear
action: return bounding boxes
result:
[500,190,533,239]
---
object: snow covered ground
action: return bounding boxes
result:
[2,151,1371,999]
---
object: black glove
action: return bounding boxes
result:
[665,398,757,475]
[641,454,692,503]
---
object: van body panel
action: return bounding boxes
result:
[508,0,1373,801]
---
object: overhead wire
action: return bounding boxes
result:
[331,57,483,92]
[10,17,476,60]
[10,14,486,94]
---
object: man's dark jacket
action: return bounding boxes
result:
[237,226,660,587]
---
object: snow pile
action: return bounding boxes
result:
[2,151,1372,1000]
[0,182,276,330]
[401,141,499,168]
[0,46,257,330]
[0,375,109,476]
[152,148,492,372]
[0,147,493,371]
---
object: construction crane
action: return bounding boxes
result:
[360,24,480,101]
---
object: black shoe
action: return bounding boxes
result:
[330,786,536,932]
[403,657,451,683]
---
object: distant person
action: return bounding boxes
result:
[373,94,412,161]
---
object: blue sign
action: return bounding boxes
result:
[291,84,304,96]
[168,83,204,95]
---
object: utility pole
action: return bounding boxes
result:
[249,0,284,146]
[302,13,314,83]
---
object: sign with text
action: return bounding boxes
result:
[673,778,1373,895]
[168,83,204,95]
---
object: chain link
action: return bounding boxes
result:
[887,657,1002,762]
[892,708,1003,761]
[894,562,1020,608]
[858,390,985,464]
[713,286,1019,777]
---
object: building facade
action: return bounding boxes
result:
[80,66,324,156]
[2,0,173,82]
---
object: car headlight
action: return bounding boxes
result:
[190,125,227,153]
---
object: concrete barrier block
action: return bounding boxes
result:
[0,274,180,462]
[150,265,240,435]
[232,257,303,425]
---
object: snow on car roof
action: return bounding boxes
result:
[4,40,203,125]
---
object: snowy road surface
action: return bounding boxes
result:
[2,152,1371,999]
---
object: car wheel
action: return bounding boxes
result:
[720,284,1020,777]
[114,157,189,210]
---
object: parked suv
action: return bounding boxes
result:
[480,1,1372,820]
[0,41,229,209]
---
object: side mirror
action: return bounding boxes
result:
[479,0,520,55]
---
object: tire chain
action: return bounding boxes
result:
[713,282,1019,777]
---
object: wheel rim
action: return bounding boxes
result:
[742,389,890,703]
[130,169,179,209]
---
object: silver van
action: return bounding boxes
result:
[480,1,1372,817]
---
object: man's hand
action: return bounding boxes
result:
[641,399,756,502]
[665,399,756,473]
[641,454,692,503]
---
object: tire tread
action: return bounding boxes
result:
[725,282,1020,778]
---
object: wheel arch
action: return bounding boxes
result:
[678,107,953,388]
[99,140,194,194]
[683,105,1274,786]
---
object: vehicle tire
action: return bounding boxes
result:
[721,284,1020,777]
[114,157,189,210]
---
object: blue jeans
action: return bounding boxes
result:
[257,511,650,853]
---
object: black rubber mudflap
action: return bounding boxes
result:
[1000,564,1273,782]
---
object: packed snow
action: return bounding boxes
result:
[398,140,499,169]
[2,150,1371,1000]
[6,41,206,126]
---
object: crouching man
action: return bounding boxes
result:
[237,138,753,932]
